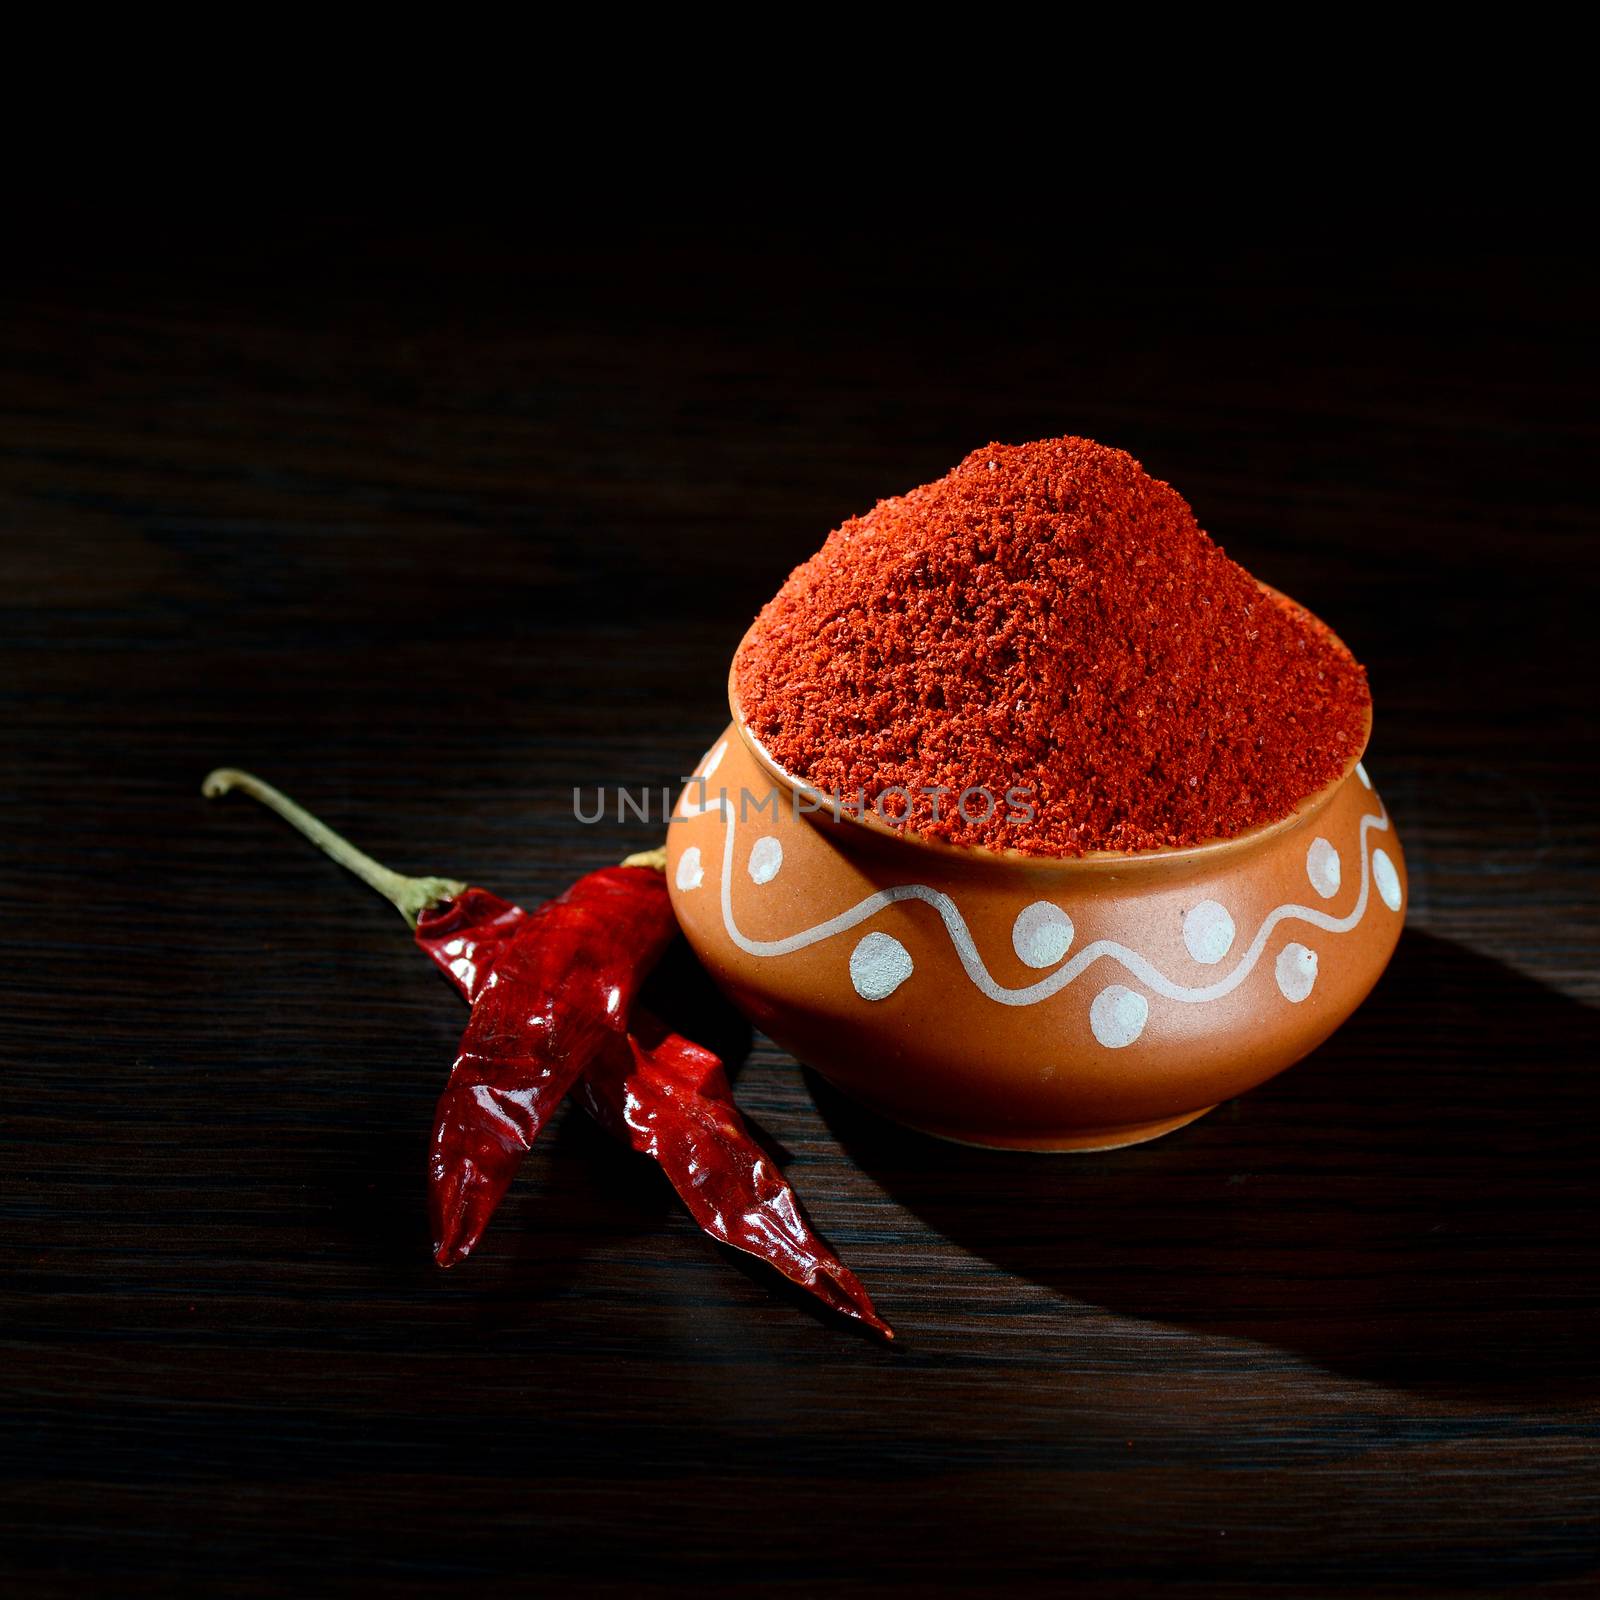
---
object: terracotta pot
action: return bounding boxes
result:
[666,635,1406,1152]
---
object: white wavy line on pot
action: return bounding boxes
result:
[692,774,1392,1007]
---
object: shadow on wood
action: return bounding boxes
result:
[810,928,1599,1395]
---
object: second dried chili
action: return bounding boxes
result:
[581,1014,892,1338]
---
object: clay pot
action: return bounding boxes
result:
[666,647,1405,1152]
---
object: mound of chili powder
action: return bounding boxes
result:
[734,437,1371,856]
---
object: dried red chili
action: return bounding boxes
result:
[418,866,676,1266]
[203,768,891,1336]
[735,436,1371,856]
[580,1014,892,1338]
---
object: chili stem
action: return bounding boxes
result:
[620,846,667,871]
[201,767,467,928]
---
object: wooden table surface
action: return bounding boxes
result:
[3,216,1596,1596]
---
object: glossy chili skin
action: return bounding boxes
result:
[415,867,676,1266]
[580,1012,894,1340]
[413,886,528,1003]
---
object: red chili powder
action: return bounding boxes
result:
[734,437,1371,856]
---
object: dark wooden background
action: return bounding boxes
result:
[3,211,1596,1596]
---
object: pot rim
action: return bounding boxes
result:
[725,585,1372,876]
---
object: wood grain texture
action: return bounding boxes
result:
[2,215,1596,1597]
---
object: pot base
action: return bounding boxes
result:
[900,1104,1218,1153]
